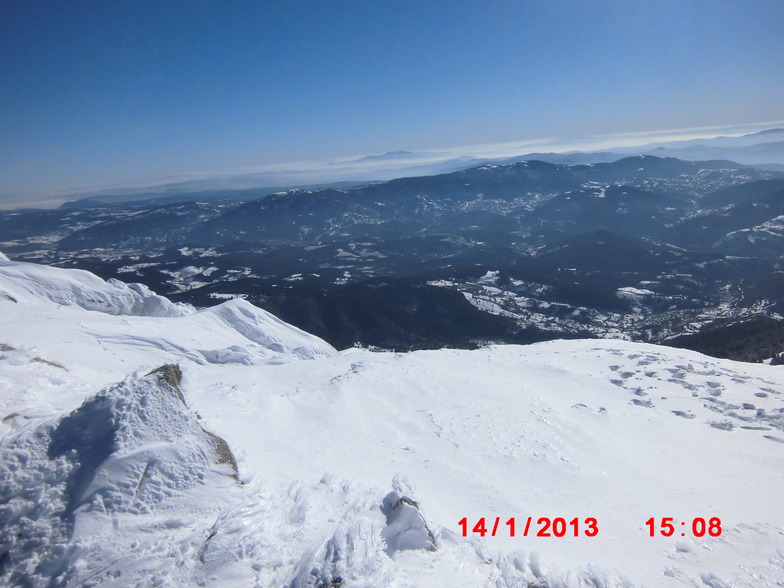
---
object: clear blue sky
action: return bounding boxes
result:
[1,0,783,198]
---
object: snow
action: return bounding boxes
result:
[116,262,161,274]
[207,292,248,301]
[1,367,243,587]
[616,287,656,301]
[0,257,191,317]
[336,248,360,259]
[1,257,783,586]
[477,270,500,285]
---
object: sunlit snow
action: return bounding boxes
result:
[1,255,782,587]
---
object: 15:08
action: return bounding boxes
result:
[645,517,722,537]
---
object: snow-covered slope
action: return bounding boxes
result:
[1,257,782,587]
[0,255,335,401]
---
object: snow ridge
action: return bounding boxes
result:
[0,257,336,376]
[209,298,336,359]
[0,256,191,317]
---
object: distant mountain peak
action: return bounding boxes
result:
[750,128,784,135]
[354,150,427,163]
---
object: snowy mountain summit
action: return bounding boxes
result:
[1,257,783,587]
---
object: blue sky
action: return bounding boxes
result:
[1,0,783,199]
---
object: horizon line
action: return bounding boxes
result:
[2,120,782,209]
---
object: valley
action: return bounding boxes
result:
[2,155,783,360]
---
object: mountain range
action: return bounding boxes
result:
[3,128,782,209]
[1,154,783,360]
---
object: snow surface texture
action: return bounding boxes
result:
[1,257,783,587]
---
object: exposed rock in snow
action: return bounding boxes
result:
[380,491,437,555]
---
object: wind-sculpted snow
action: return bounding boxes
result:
[0,255,191,317]
[0,258,336,383]
[1,259,783,586]
[208,298,336,359]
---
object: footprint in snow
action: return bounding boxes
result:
[710,420,735,431]
[671,410,696,419]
